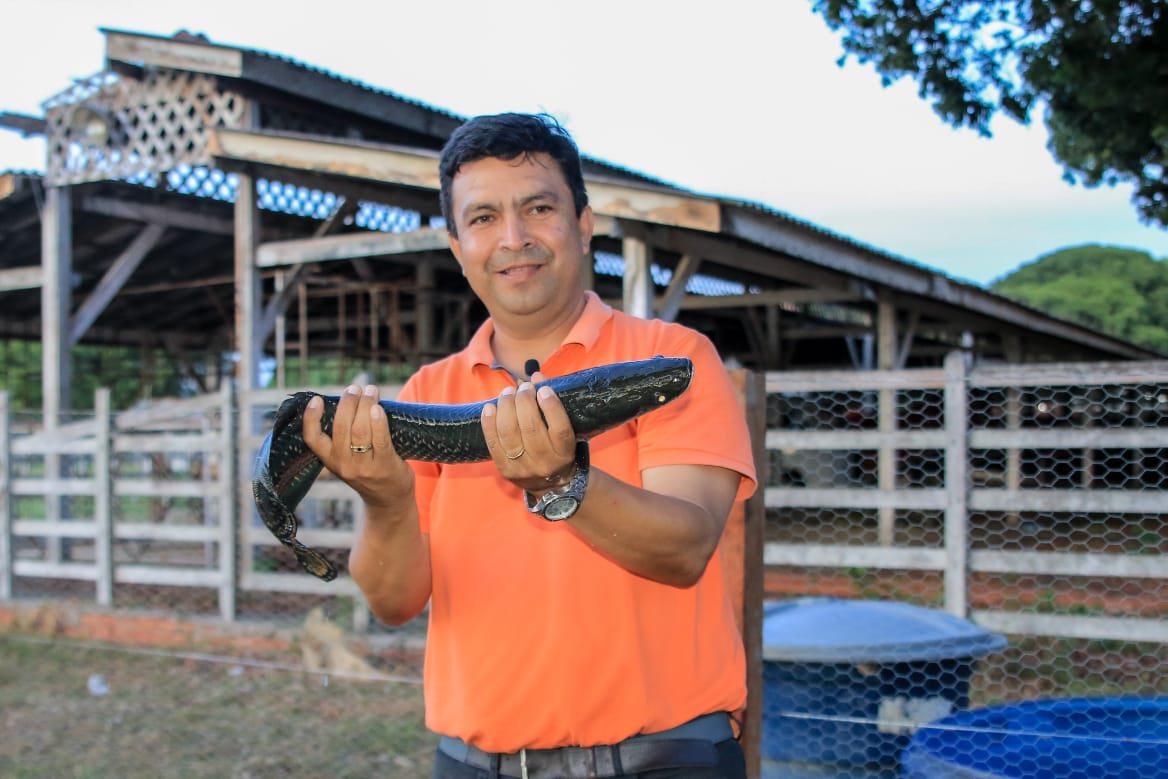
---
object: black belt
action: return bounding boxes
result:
[438,712,732,779]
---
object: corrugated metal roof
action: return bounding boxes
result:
[718,195,946,278]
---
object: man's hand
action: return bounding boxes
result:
[480,372,578,495]
[301,384,416,510]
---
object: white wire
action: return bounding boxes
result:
[777,710,1168,746]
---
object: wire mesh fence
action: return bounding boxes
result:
[762,355,1168,778]
[2,355,1166,778]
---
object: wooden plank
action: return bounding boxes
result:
[969,489,1167,514]
[765,368,947,393]
[733,370,767,779]
[219,381,238,620]
[764,543,946,571]
[235,168,262,392]
[11,478,96,495]
[972,610,1168,643]
[42,185,71,567]
[621,237,653,318]
[971,360,1168,388]
[256,228,450,267]
[70,223,167,344]
[970,428,1168,450]
[610,220,861,294]
[765,487,948,511]
[95,389,113,606]
[244,526,355,548]
[208,128,443,189]
[656,254,699,323]
[79,195,236,235]
[667,285,866,311]
[11,433,98,456]
[12,560,97,580]
[114,394,221,427]
[242,570,362,596]
[112,480,217,498]
[943,352,969,616]
[0,266,42,291]
[209,128,721,232]
[876,293,897,544]
[115,565,224,587]
[105,29,244,77]
[12,520,97,537]
[112,433,220,452]
[971,550,1168,579]
[589,180,719,232]
[766,429,947,450]
[11,478,215,499]
[113,524,221,543]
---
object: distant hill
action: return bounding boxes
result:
[990,245,1168,354]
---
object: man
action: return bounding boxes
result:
[302,113,757,779]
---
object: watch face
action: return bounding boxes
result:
[544,494,580,521]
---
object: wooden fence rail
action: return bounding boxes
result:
[1,355,1165,646]
[763,352,1168,644]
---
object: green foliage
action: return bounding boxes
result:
[991,244,1168,352]
[0,341,194,412]
[811,1,1168,227]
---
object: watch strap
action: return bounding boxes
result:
[524,440,590,521]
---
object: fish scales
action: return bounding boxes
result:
[252,356,694,580]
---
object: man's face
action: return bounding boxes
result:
[446,153,593,324]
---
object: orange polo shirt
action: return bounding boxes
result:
[397,291,757,752]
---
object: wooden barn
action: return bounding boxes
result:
[1,27,1159,421]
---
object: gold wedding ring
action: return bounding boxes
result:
[505,448,526,460]
[349,444,372,453]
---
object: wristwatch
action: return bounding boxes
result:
[525,440,590,521]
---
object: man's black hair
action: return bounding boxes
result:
[438,112,589,236]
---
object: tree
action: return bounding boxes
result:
[811,1,1168,227]
[990,244,1168,352]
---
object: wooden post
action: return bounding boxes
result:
[943,351,969,617]
[298,282,309,386]
[621,236,654,319]
[94,388,114,606]
[1002,335,1022,527]
[274,270,287,389]
[0,391,11,600]
[234,172,262,392]
[416,258,435,362]
[42,185,72,563]
[42,186,72,430]
[726,369,767,779]
[877,293,897,545]
[219,380,239,621]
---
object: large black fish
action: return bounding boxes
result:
[252,356,694,580]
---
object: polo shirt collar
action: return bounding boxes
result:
[465,291,614,370]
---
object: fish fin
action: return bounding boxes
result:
[291,540,338,582]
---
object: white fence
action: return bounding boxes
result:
[1,355,1166,644]
[764,352,1168,644]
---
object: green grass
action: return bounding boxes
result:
[0,634,436,779]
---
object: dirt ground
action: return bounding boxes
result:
[0,633,438,779]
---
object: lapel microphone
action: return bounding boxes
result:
[523,359,540,380]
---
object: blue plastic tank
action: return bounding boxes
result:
[761,598,1007,779]
[901,696,1168,779]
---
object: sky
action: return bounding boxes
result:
[2,0,1165,287]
